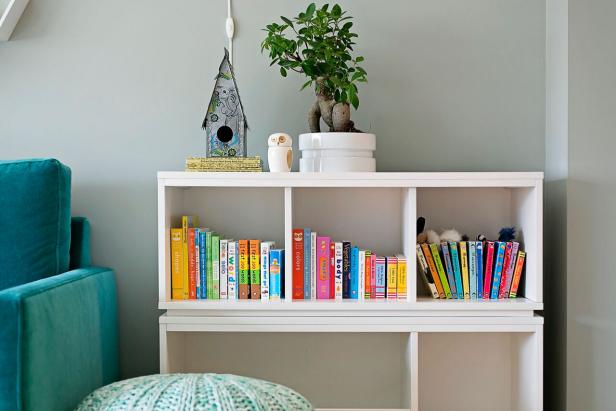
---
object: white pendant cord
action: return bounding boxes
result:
[226,0,235,65]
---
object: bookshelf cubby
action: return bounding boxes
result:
[158,172,544,411]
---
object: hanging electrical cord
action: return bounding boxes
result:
[226,0,235,64]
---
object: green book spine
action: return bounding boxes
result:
[212,234,220,300]
[429,243,452,298]
[206,231,213,299]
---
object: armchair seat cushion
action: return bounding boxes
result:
[0,159,71,291]
[76,373,314,410]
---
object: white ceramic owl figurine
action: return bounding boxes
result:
[268,133,293,172]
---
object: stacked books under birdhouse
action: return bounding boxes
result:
[417,240,526,299]
[291,228,407,300]
[185,156,262,172]
[171,216,283,300]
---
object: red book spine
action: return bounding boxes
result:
[498,242,513,298]
[187,228,197,299]
[370,254,377,298]
[329,241,336,299]
[292,229,304,299]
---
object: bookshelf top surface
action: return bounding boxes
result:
[158,171,543,188]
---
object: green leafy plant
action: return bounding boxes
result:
[261,3,368,133]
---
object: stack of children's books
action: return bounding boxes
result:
[416,240,526,299]
[185,156,262,172]
[171,216,283,300]
[291,228,407,300]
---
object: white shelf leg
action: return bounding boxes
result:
[159,323,169,373]
[402,332,419,411]
[511,325,543,411]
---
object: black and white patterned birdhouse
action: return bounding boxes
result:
[202,48,248,157]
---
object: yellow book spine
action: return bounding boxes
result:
[181,216,199,299]
[386,257,398,300]
[249,240,261,299]
[171,229,183,300]
[396,254,407,300]
[460,241,470,299]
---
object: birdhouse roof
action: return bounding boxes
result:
[202,48,248,130]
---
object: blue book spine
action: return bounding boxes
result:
[269,249,283,300]
[441,243,457,299]
[476,242,484,299]
[199,230,207,299]
[469,241,477,299]
[449,242,464,299]
[342,241,351,298]
[303,228,311,299]
[350,246,359,299]
[490,242,507,299]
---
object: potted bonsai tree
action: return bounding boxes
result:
[262,3,375,172]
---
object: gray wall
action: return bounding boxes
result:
[0,0,546,377]
[568,0,616,409]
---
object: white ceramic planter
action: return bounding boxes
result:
[299,132,376,172]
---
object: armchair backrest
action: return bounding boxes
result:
[0,159,72,291]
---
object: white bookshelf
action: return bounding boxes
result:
[158,172,544,411]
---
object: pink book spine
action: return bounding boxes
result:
[483,242,495,298]
[498,242,513,298]
[316,236,331,299]
[370,254,377,299]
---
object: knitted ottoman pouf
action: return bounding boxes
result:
[75,373,314,411]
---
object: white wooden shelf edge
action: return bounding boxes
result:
[158,171,543,188]
[158,297,543,313]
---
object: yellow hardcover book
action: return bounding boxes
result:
[396,254,407,300]
[181,216,199,300]
[460,241,470,299]
[171,228,183,300]
[386,256,398,300]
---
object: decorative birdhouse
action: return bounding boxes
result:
[202,48,248,157]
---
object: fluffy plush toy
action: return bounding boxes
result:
[417,217,463,244]
[426,230,441,244]
[498,227,516,242]
[440,229,462,243]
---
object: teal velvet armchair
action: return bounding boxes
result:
[0,159,119,411]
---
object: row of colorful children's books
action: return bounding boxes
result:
[416,241,526,300]
[171,216,285,300]
[292,228,407,300]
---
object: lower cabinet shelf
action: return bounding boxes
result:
[159,315,543,411]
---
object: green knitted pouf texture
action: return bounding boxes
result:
[75,373,314,411]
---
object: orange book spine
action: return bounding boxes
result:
[509,251,526,298]
[187,228,197,299]
[421,243,445,298]
[238,240,250,299]
[249,240,261,299]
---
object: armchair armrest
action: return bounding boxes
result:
[0,267,119,411]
